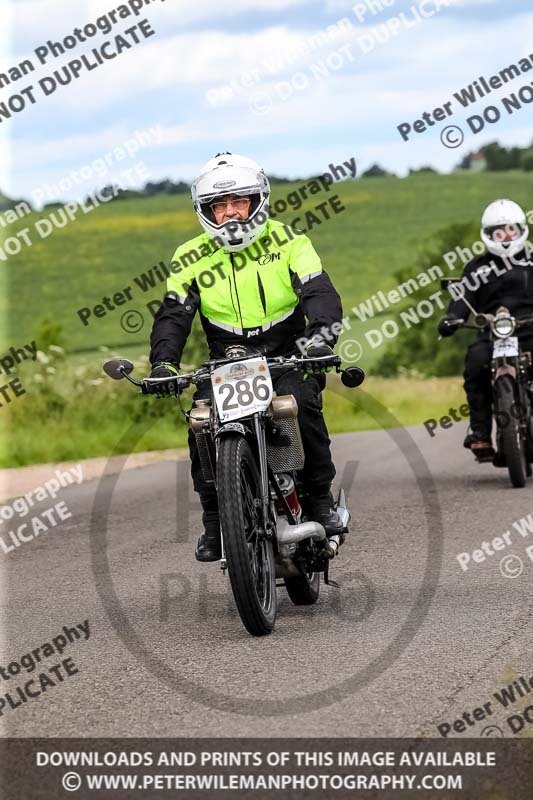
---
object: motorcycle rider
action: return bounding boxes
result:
[438,198,532,455]
[146,152,345,561]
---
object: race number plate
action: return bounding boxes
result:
[211,358,274,422]
[493,337,519,358]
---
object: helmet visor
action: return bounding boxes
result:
[484,223,527,243]
[200,192,260,226]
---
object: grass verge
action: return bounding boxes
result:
[2,348,465,468]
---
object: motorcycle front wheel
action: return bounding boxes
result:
[217,435,277,636]
[496,376,527,488]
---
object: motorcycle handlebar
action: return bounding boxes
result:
[446,318,466,328]
[515,315,533,327]
[444,314,533,332]
[130,353,344,391]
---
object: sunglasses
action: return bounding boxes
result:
[211,197,251,214]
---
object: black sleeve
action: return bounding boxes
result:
[290,269,343,345]
[149,281,200,367]
[445,258,479,320]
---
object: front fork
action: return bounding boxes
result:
[212,435,228,573]
[252,414,274,538]
[216,415,272,574]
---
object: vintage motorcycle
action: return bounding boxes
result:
[441,281,533,488]
[103,348,364,636]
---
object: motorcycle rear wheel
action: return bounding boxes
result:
[496,376,527,488]
[285,570,320,605]
[217,435,277,636]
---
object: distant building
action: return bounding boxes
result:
[457,151,487,172]
[470,152,487,172]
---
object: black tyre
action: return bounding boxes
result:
[285,570,320,605]
[217,435,277,636]
[496,376,527,488]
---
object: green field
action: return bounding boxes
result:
[2,170,530,466]
[4,170,533,356]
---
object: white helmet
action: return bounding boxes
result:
[481,199,529,258]
[191,152,270,252]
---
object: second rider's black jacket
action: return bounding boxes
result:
[446,247,533,322]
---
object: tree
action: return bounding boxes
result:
[0,189,32,212]
[521,150,533,172]
[480,142,520,171]
[144,179,189,196]
[409,166,439,176]
[361,164,395,178]
[269,175,293,185]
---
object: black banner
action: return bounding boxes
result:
[2,738,532,799]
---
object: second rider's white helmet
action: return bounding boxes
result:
[191,152,270,252]
[481,198,529,258]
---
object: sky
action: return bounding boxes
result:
[1,0,533,205]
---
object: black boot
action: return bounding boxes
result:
[463,429,494,462]
[195,498,221,563]
[463,430,492,449]
[305,490,344,536]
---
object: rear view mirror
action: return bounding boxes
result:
[341,366,365,388]
[103,358,134,380]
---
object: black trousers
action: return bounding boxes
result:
[464,332,533,437]
[188,368,336,511]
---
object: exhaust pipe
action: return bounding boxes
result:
[276,487,351,549]
[277,518,326,545]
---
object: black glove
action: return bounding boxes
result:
[438,317,460,338]
[143,363,180,397]
[303,343,334,374]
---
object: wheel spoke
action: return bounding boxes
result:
[239,461,272,610]
[240,472,258,532]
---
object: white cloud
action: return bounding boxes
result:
[8,125,148,167]
[2,0,308,58]
[7,0,530,120]
[452,0,498,5]
[0,133,10,193]
[0,2,13,192]
[4,1,533,197]
[325,0,497,11]
[11,23,359,114]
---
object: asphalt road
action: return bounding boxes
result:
[3,421,533,738]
